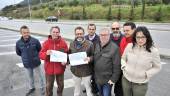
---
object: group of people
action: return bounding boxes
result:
[15,21,161,96]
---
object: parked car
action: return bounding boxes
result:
[45,16,58,22]
[8,17,13,20]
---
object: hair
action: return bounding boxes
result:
[87,23,96,30]
[74,26,85,34]
[123,22,136,30]
[132,26,154,52]
[20,25,29,32]
[50,26,60,33]
[99,28,110,34]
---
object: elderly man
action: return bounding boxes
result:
[94,28,121,96]
[110,21,124,96]
[110,21,124,46]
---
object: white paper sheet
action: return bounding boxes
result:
[69,52,88,66]
[50,50,67,62]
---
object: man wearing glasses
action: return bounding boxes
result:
[110,22,124,46]
[110,22,124,96]
[94,28,121,96]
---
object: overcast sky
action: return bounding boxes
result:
[0,0,23,10]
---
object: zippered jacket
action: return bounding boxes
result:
[39,35,68,75]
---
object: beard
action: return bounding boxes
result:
[112,31,120,38]
[76,37,84,42]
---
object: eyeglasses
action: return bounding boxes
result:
[136,36,146,40]
[112,27,119,30]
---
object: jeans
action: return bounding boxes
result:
[25,65,45,89]
[97,83,112,96]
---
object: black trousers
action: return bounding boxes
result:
[114,73,123,96]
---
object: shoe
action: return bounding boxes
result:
[82,89,86,93]
[26,88,35,96]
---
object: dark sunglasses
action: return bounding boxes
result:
[112,27,119,30]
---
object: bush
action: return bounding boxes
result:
[153,6,162,21]
[69,0,79,6]
[58,1,66,7]
[40,3,47,9]
[102,1,110,7]
[32,6,38,10]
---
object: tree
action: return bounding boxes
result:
[141,0,145,21]
[106,0,112,20]
[82,0,87,19]
[129,0,135,20]
[117,0,121,20]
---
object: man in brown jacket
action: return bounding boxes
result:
[69,26,94,96]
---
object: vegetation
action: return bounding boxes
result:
[0,0,170,22]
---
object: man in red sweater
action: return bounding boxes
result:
[120,22,136,56]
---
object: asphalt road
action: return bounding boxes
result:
[0,29,169,96]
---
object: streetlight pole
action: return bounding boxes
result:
[27,0,32,22]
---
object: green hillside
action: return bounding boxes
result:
[0,0,170,22]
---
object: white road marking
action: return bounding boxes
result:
[0,34,18,36]
[0,44,15,47]
[16,63,24,68]
[0,35,20,38]
[0,51,15,55]
[161,62,167,65]
[0,38,18,42]
[0,40,44,47]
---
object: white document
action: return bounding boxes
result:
[50,50,67,62]
[69,52,88,66]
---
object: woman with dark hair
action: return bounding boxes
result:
[121,26,161,96]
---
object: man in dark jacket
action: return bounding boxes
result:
[85,23,100,95]
[16,25,45,96]
[110,21,124,96]
[69,26,94,96]
[94,28,121,96]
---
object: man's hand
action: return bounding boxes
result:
[61,62,67,66]
[84,57,91,63]
[108,80,114,85]
[46,50,52,55]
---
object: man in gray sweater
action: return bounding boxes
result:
[94,28,121,96]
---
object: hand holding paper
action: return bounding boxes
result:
[69,52,88,66]
[50,50,67,63]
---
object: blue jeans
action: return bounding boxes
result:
[97,83,112,96]
[25,65,45,89]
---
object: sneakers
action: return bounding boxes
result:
[82,89,86,93]
[26,88,35,96]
